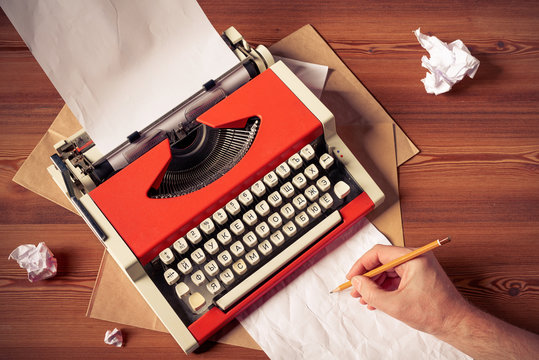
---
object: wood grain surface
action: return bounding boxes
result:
[1,1,537,358]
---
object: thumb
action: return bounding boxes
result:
[352,275,395,310]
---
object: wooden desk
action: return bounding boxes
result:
[1,1,537,358]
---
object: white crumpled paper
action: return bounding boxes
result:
[239,219,470,359]
[104,328,123,347]
[414,28,480,95]
[8,242,57,282]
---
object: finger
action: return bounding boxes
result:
[367,305,376,311]
[379,277,401,291]
[346,245,414,279]
[352,275,401,312]
[346,251,379,279]
[373,272,387,286]
[359,297,367,305]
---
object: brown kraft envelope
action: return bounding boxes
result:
[13,25,418,350]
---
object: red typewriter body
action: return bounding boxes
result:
[89,66,375,345]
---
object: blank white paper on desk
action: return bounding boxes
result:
[239,218,470,360]
[1,0,239,154]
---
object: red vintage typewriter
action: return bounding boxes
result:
[49,28,384,353]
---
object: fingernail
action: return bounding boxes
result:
[351,276,361,290]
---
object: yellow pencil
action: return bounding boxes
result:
[330,237,451,293]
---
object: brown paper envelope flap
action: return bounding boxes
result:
[87,251,169,332]
[13,105,81,213]
[270,25,418,161]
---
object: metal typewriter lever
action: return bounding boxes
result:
[50,154,107,241]
[215,210,342,311]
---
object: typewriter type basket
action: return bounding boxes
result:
[148,119,259,198]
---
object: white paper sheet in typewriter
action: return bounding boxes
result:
[1,0,239,154]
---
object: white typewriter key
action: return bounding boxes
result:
[319,153,335,170]
[334,181,351,199]
[191,270,207,286]
[316,176,331,192]
[251,180,266,197]
[230,240,246,257]
[232,259,248,275]
[159,248,175,265]
[242,210,258,226]
[212,208,228,225]
[204,260,220,277]
[295,211,310,228]
[245,249,260,266]
[238,189,254,206]
[230,219,245,236]
[220,268,235,285]
[217,250,233,267]
[217,229,232,246]
[307,203,322,219]
[287,153,303,170]
[206,279,222,295]
[255,200,270,217]
[268,212,283,229]
[292,173,307,189]
[186,228,202,244]
[204,238,219,255]
[263,171,279,188]
[226,199,241,216]
[258,239,273,256]
[175,282,190,299]
[164,268,180,285]
[279,182,295,199]
[243,231,258,248]
[305,185,320,202]
[190,248,206,265]
[276,162,291,179]
[173,237,189,255]
[188,292,206,312]
[319,193,334,210]
[280,203,295,220]
[270,230,285,246]
[282,221,297,237]
[268,191,283,207]
[255,222,270,238]
[200,218,215,235]
[304,164,319,180]
[300,144,315,161]
[178,258,193,275]
[258,240,273,256]
[292,194,308,210]
[292,173,307,190]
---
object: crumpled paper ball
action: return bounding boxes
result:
[414,28,480,95]
[8,242,57,282]
[104,328,123,347]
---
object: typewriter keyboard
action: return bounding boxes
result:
[144,137,363,325]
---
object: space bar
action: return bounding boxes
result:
[215,210,342,311]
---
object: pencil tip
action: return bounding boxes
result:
[329,290,334,294]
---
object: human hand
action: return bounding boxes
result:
[346,244,470,337]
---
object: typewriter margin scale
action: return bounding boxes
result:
[48,28,384,353]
